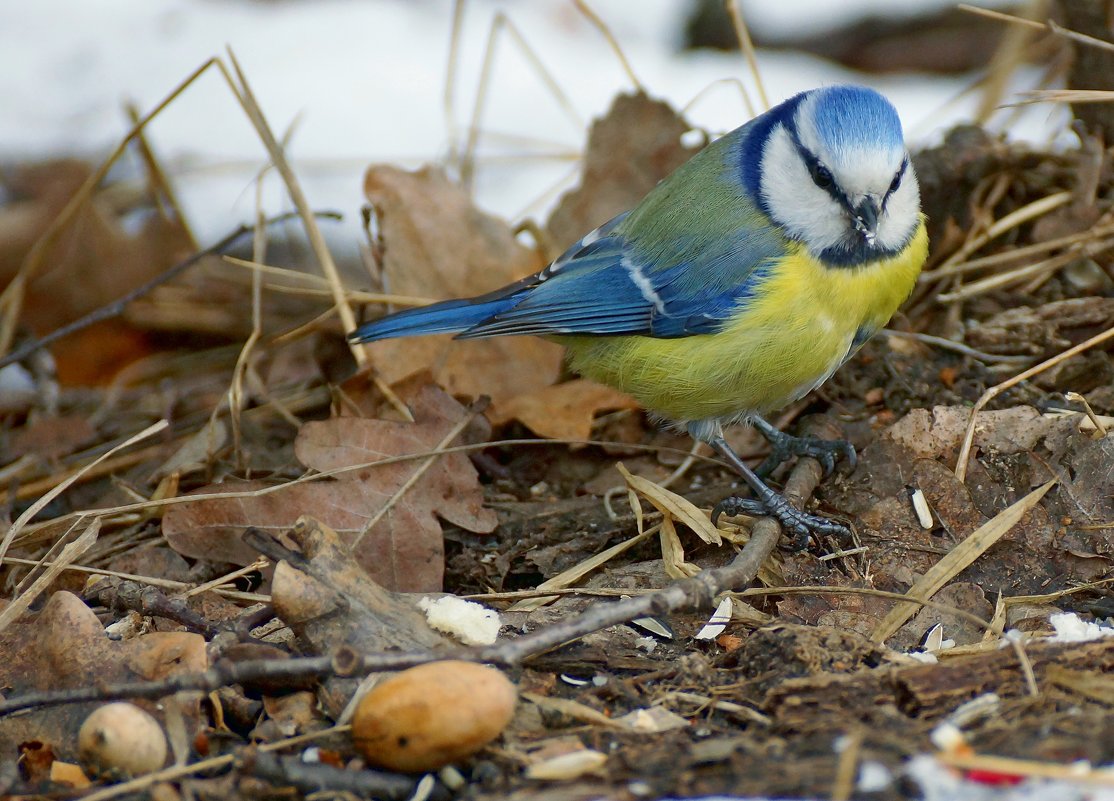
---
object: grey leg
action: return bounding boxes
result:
[751,415,857,478]
[707,434,850,550]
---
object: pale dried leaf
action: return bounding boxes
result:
[491,379,638,441]
[361,165,563,408]
[872,480,1057,643]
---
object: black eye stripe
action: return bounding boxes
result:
[881,156,909,212]
[787,128,848,208]
[887,157,908,197]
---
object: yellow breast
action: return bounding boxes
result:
[561,220,928,422]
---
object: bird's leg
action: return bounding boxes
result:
[751,415,857,478]
[707,434,850,550]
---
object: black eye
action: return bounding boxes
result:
[888,170,903,194]
[809,163,834,190]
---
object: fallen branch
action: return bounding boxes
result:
[0,418,839,716]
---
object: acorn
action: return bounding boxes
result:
[77,702,168,776]
[352,661,516,772]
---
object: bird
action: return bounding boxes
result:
[349,85,928,548]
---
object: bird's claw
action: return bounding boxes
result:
[755,430,857,478]
[712,493,851,550]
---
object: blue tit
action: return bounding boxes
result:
[349,85,928,547]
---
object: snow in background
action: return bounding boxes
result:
[0,0,1071,252]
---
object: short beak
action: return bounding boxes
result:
[852,196,880,246]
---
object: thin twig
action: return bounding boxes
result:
[1065,391,1109,438]
[725,0,768,110]
[77,725,354,801]
[0,423,839,717]
[0,58,220,357]
[0,211,342,373]
[572,0,644,92]
[955,325,1114,481]
[353,398,489,548]
[961,6,1114,55]
[882,330,1029,365]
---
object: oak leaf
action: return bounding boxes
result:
[163,382,497,592]
[360,165,563,409]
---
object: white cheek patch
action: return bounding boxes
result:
[759,125,847,253]
[877,166,921,251]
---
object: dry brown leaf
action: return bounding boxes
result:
[5,414,95,461]
[0,161,190,331]
[490,379,639,441]
[163,381,497,591]
[0,591,206,761]
[361,165,563,408]
[545,92,699,250]
[885,405,1073,462]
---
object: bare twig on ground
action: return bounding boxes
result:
[241,749,449,800]
[0,211,342,373]
[0,419,842,717]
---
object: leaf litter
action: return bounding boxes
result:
[0,13,1112,801]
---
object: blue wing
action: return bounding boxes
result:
[458,216,786,339]
[349,122,789,344]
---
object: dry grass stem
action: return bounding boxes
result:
[933,191,1072,274]
[871,481,1056,643]
[572,0,644,93]
[936,249,1090,302]
[955,325,1114,480]
[506,525,660,612]
[922,220,1114,280]
[124,101,199,249]
[682,77,757,120]
[974,0,1046,124]
[222,256,434,307]
[0,556,269,602]
[725,0,767,112]
[185,558,270,599]
[0,519,100,635]
[461,11,585,190]
[1016,88,1114,104]
[0,420,168,564]
[0,58,219,356]
[352,401,487,547]
[830,728,864,801]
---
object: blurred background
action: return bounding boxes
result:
[1,0,1099,386]
[0,0,1073,247]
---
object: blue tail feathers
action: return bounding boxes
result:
[347,294,523,343]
